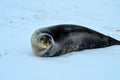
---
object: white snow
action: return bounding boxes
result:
[0,0,120,80]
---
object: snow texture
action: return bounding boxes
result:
[0,0,120,80]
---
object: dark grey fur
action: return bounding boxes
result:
[31,24,120,57]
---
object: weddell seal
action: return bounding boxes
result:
[31,24,120,57]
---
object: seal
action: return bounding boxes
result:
[31,24,120,57]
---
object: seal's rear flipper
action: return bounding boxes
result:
[108,37,120,45]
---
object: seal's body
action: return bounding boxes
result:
[31,24,120,57]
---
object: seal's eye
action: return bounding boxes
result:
[40,36,46,41]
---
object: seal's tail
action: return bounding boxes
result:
[108,37,120,45]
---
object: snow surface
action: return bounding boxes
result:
[0,0,120,80]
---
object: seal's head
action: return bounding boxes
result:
[31,32,53,57]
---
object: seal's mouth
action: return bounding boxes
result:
[39,40,50,48]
